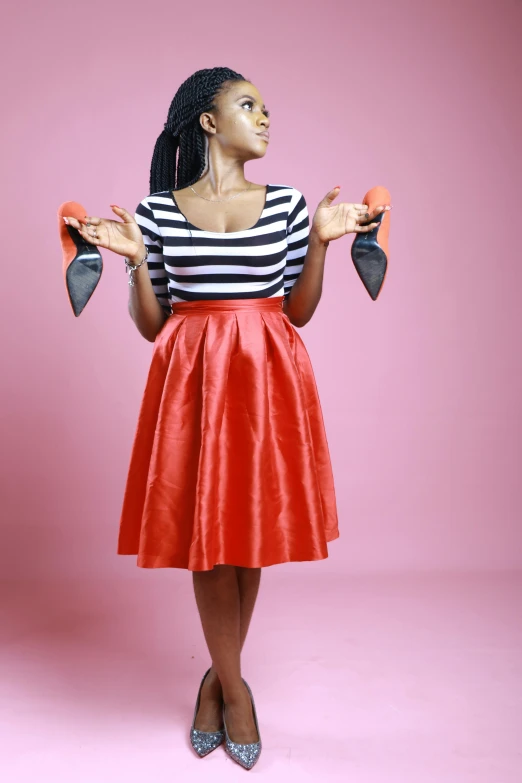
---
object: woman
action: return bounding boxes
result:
[63,66,388,769]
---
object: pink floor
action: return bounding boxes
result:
[1,570,521,781]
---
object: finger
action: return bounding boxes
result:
[363,207,382,221]
[85,217,104,239]
[85,225,100,244]
[317,187,342,209]
[110,204,134,222]
[370,205,392,218]
[84,215,102,227]
[73,217,99,242]
[346,204,369,214]
[64,216,82,231]
[354,222,379,233]
[359,206,388,223]
[350,209,372,223]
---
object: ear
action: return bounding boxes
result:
[199,111,217,134]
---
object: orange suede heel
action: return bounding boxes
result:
[58,201,103,317]
[351,185,391,300]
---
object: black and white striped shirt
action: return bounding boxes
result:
[134,183,309,310]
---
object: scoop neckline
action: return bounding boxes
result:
[169,184,270,235]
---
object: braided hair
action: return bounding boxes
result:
[149,67,247,195]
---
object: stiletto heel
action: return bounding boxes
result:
[351,185,391,301]
[189,668,225,757]
[58,200,103,317]
[222,678,262,770]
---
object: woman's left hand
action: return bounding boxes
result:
[311,186,391,243]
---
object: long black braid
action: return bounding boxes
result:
[149,67,247,195]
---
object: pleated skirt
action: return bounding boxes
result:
[117,295,339,570]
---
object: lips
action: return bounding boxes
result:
[257,132,270,140]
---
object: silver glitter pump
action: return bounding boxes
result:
[189,668,225,757]
[222,678,262,770]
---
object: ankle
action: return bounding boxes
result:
[223,680,249,706]
[205,667,223,691]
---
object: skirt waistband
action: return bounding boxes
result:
[170,295,285,314]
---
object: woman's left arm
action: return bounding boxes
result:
[282,229,329,327]
[283,186,390,327]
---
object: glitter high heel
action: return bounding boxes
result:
[189,668,225,757]
[222,678,262,770]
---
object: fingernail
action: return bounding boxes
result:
[63,216,69,224]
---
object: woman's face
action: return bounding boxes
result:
[200,80,270,160]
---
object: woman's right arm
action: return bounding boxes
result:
[126,246,169,342]
[63,202,170,343]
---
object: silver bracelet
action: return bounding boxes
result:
[124,246,149,287]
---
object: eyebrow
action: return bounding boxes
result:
[236,93,267,110]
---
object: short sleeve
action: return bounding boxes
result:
[284,188,309,300]
[134,197,171,315]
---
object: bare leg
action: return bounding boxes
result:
[192,565,261,742]
[236,565,262,650]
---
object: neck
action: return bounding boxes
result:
[195,147,249,197]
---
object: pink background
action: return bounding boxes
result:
[1,0,520,579]
[1,0,522,780]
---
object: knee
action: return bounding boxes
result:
[194,564,236,581]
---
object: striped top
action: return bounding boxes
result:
[133,183,309,310]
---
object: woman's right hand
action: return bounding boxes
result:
[63,205,146,263]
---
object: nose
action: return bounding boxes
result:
[258,113,269,130]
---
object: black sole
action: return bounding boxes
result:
[351,211,387,301]
[65,225,103,317]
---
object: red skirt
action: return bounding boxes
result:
[117,295,339,570]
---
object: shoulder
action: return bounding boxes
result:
[136,190,171,213]
[269,183,305,202]
[268,184,307,220]
[269,185,308,232]
[134,191,173,241]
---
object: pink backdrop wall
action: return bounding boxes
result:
[1,0,521,580]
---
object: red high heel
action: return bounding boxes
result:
[58,201,103,317]
[351,186,391,300]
